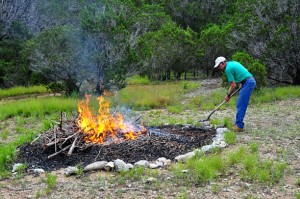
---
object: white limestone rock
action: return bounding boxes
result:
[127,163,134,170]
[84,161,108,172]
[164,159,172,167]
[134,160,150,168]
[201,145,212,152]
[64,166,79,176]
[31,168,45,174]
[12,163,25,173]
[216,127,229,135]
[114,159,129,172]
[156,161,164,167]
[104,162,114,171]
[156,157,167,167]
[174,151,195,162]
[211,140,227,148]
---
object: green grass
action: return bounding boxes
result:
[226,146,247,165]
[0,97,77,175]
[210,118,222,126]
[0,144,16,172]
[188,85,300,111]
[223,117,233,128]
[188,87,236,110]
[111,81,200,111]
[0,97,77,120]
[296,178,300,186]
[44,173,57,194]
[249,142,258,153]
[14,163,27,179]
[35,173,57,197]
[1,129,9,139]
[0,82,297,184]
[172,153,225,184]
[0,85,48,98]
[224,131,236,144]
[171,145,287,186]
[166,104,184,114]
[120,167,145,181]
[127,75,151,85]
[0,132,36,175]
[0,111,74,175]
[112,83,181,110]
[251,86,300,104]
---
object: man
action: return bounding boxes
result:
[214,56,256,132]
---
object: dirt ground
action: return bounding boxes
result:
[0,79,300,199]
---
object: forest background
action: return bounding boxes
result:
[1,0,299,94]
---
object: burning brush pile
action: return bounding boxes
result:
[17,95,216,171]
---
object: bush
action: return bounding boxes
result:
[127,75,150,85]
[231,51,267,88]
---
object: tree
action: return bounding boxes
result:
[81,0,172,87]
[198,22,234,77]
[137,21,198,80]
[231,51,267,88]
[226,0,300,84]
[0,21,33,88]
[0,0,33,39]
[24,26,83,94]
[162,0,237,32]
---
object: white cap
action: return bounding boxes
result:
[214,56,226,68]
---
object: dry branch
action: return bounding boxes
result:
[67,134,79,156]
[40,112,148,159]
[48,145,71,159]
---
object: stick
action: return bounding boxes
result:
[61,131,80,146]
[54,129,57,152]
[59,111,63,130]
[134,115,142,123]
[30,134,42,145]
[44,138,65,147]
[67,135,78,156]
[47,145,71,159]
[94,146,103,161]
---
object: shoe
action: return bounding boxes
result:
[232,125,244,132]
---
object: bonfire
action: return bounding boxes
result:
[40,95,147,158]
[77,95,146,144]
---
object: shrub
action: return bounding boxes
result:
[127,75,150,85]
[231,51,267,88]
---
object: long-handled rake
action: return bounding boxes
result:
[199,86,241,122]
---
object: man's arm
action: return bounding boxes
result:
[224,81,237,102]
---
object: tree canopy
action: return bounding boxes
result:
[0,0,299,93]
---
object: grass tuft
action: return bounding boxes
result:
[44,173,57,194]
[127,75,151,85]
[224,131,236,144]
[172,145,287,186]
[0,97,77,120]
[120,167,145,181]
[0,85,48,98]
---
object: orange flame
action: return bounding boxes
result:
[77,95,146,144]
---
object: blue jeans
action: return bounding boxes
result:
[235,77,256,128]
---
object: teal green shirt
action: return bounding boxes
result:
[225,61,252,83]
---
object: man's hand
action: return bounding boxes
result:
[225,81,237,102]
[224,94,230,102]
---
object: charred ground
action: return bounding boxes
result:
[16,125,216,171]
